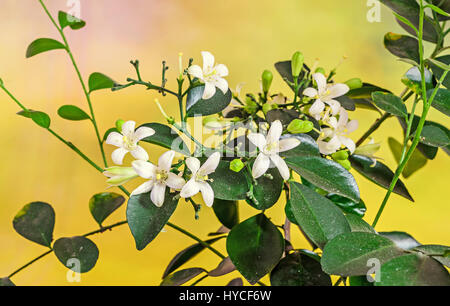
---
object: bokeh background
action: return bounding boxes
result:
[0,0,448,286]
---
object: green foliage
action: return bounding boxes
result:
[58,105,90,121]
[429,88,450,116]
[388,137,428,178]
[186,86,232,117]
[384,32,419,63]
[89,192,125,226]
[88,72,116,93]
[209,161,249,201]
[26,38,66,58]
[53,236,99,273]
[371,92,408,118]
[327,194,367,217]
[161,268,206,286]
[139,122,190,155]
[58,11,86,30]
[17,110,51,128]
[212,199,239,229]
[0,278,15,287]
[245,167,284,210]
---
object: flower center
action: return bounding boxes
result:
[264,141,279,154]
[204,68,218,82]
[195,172,208,182]
[155,169,169,183]
[123,135,137,151]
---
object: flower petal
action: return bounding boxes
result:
[185,157,201,174]
[105,132,124,147]
[199,152,221,175]
[318,136,341,155]
[187,65,204,80]
[132,160,156,179]
[158,150,175,171]
[248,133,267,151]
[215,78,229,94]
[202,82,216,100]
[313,73,327,93]
[111,147,129,165]
[134,126,155,141]
[201,51,215,70]
[266,120,283,145]
[131,145,149,161]
[215,64,229,77]
[328,83,350,99]
[131,181,154,196]
[303,87,318,98]
[309,99,325,116]
[339,136,356,154]
[278,138,301,152]
[166,172,186,190]
[121,121,136,137]
[180,179,200,198]
[151,182,166,207]
[252,153,270,179]
[347,119,359,133]
[198,182,214,207]
[270,154,290,180]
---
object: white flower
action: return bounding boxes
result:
[247,120,300,180]
[317,108,358,155]
[303,73,349,120]
[106,121,155,165]
[188,51,229,100]
[103,166,138,186]
[131,150,186,207]
[180,152,221,207]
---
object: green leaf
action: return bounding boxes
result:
[161,268,206,286]
[274,60,310,95]
[388,137,428,178]
[349,276,374,286]
[270,251,331,286]
[208,257,236,277]
[371,92,408,118]
[321,232,404,276]
[428,0,450,21]
[353,98,382,113]
[88,72,116,93]
[345,214,377,233]
[0,277,15,286]
[346,83,390,99]
[162,236,225,278]
[57,105,90,121]
[285,156,360,202]
[266,109,299,126]
[53,236,99,273]
[13,202,55,247]
[103,127,119,143]
[126,190,179,250]
[186,85,232,117]
[376,254,450,286]
[349,154,414,201]
[414,244,450,267]
[396,116,439,159]
[426,3,450,16]
[89,192,125,226]
[26,38,66,58]
[379,231,421,250]
[227,278,243,286]
[429,88,450,116]
[58,11,86,30]
[245,166,283,210]
[289,182,351,249]
[401,66,433,94]
[212,199,239,229]
[279,134,320,158]
[17,110,51,129]
[327,194,367,217]
[384,33,419,63]
[427,58,450,71]
[209,160,249,201]
[429,55,450,89]
[226,214,284,284]
[415,125,450,147]
[138,123,190,155]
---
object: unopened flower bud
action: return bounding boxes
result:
[230,159,245,172]
[115,119,125,132]
[287,119,314,134]
[261,70,273,93]
[336,159,351,170]
[291,51,304,77]
[244,98,259,114]
[103,166,138,186]
[315,67,326,75]
[345,78,363,90]
[331,150,349,161]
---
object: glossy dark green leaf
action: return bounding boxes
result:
[396,116,439,159]
[429,88,450,116]
[245,167,283,210]
[161,268,206,286]
[274,60,310,94]
[428,0,450,20]
[380,231,421,250]
[384,33,419,63]
[58,11,86,30]
[335,96,356,111]
[279,134,320,158]
[327,194,367,217]
[270,251,331,286]
[376,254,450,286]
[186,85,232,117]
[57,105,90,121]
[414,244,450,267]
[226,214,284,284]
[162,236,225,278]
[321,232,404,276]
[266,109,299,126]
[88,72,116,93]
[208,257,236,277]
[89,192,125,226]
[26,38,66,58]
[429,55,450,89]
[415,125,450,147]
[289,182,351,249]
[127,190,179,250]
[401,66,433,94]
[388,137,427,178]
[212,199,239,229]
[345,214,376,233]
[353,98,382,113]
[349,154,414,201]
[286,156,360,202]
[349,276,374,286]
[139,123,190,155]
[102,127,119,143]
[209,160,248,201]
[379,0,438,43]
[371,92,407,118]
[0,278,15,287]
[346,83,390,99]
[284,199,298,226]
[13,202,55,247]
[17,110,51,129]
[53,236,99,273]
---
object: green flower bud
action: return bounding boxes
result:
[244,98,259,114]
[103,166,138,186]
[202,116,218,126]
[287,119,314,134]
[336,159,352,170]
[115,119,125,132]
[331,150,349,161]
[262,70,273,93]
[345,78,363,90]
[315,67,326,75]
[291,52,304,77]
[230,159,245,173]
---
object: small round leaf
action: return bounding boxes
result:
[53,236,99,273]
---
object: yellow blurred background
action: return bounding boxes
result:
[0,0,448,286]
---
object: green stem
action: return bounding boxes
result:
[399,95,419,161]
[8,250,53,279]
[355,113,391,147]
